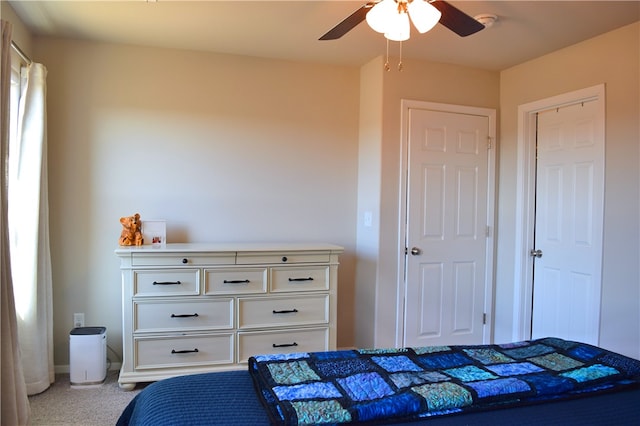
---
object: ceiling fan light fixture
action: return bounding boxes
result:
[408,0,442,33]
[366,0,439,41]
[365,0,397,34]
[384,9,411,41]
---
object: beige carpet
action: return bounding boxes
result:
[28,371,146,426]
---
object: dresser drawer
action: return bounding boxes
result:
[271,266,329,293]
[134,299,233,333]
[132,252,235,266]
[236,251,330,265]
[237,327,329,362]
[238,295,329,329]
[134,269,200,297]
[135,334,234,370]
[204,268,267,295]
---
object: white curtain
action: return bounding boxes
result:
[1,19,30,425]
[8,59,54,395]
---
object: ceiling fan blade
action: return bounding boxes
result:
[319,2,376,40]
[431,0,485,37]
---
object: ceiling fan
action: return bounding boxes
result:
[319,0,485,41]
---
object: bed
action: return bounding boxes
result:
[117,337,640,425]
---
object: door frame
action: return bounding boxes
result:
[513,84,605,342]
[397,99,497,347]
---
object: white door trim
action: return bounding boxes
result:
[513,84,605,342]
[397,99,497,347]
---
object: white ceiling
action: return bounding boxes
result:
[8,0,640,71]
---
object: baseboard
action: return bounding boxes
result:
[55,362,121,374]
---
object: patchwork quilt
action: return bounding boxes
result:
[248,337,640,425]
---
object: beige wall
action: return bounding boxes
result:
[34,38,360,367]
[355,57,500,348]
[496,22,640,357]
[2,1,33,62]
[354,57,385,348]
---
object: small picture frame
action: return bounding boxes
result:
[142,220,166,247]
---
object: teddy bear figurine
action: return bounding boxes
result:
[119,213,144,246]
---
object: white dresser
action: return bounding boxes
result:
[115,243,343,390]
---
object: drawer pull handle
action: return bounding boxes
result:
[273,308,298,314]
[288,277,314,282]
[171,348,199,354]
[273,342,298,348]
[223,279,250,284]
[182,258,188,264]
[170,313,199,318]
[153,280,182,285]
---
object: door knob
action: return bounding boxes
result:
[410,247,422,256]
[530,249,543,258]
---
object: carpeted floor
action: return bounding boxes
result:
[28,371,147,426]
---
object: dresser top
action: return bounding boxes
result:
[115,242,344,255]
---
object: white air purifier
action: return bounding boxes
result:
[69,326,107,387]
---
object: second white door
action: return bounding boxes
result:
[531,100,604,344]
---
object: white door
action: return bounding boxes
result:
[531,100,604,344]
[403,106,494,347]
